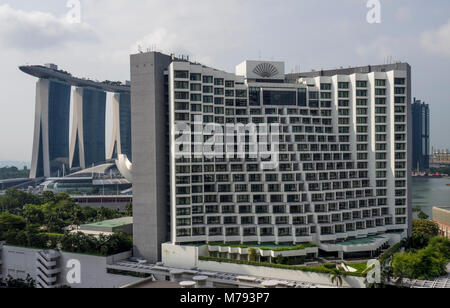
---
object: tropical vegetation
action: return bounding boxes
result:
[0,189,132,256]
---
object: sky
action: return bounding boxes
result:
[0,0,449,161]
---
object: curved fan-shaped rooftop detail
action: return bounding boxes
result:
[116,154,132,182]
[253,63,279,78]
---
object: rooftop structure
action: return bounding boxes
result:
[19,64,130,93]
[79,217,133,235]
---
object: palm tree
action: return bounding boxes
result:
[330,268,345,287]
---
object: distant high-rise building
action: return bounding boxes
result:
[20,64,131,178]
[412,98,430,170]
[30,78,71,178]
[131,52,412,262]
[69,87,107,170]
[109,93,132,161]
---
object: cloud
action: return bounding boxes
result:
[0,4,97,50]
[421,20,450,57]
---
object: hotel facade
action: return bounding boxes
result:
[131,52,412,262]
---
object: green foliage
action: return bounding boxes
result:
[0,189,130,256]
[23,204,45,225]
[412,219,440,239]
[330,268,346,287]
[417,211,430,220]
[124,203,133,216]
[0,166,29,180]
[1,275,36,288]
[0,211,26,240]
[60,231,132,256]
[392,236,450,280]
[248,248,257,262]
[0,189,43,214]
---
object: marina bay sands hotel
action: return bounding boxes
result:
[20,64,132,178]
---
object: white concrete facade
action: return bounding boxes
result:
[0,245,141,288]
[167,60,411,253]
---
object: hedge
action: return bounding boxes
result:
[198,256,365,277]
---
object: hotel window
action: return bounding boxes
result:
[395,78,405,85]
[338,82,349,89]
[209,228,223,236]
[175,81,189,89]
[225,80,234,88]
[191,104,201,112]
[321,83,331,90]
[203,86,213,93]
[190,73,201,81]
[356,90,367,97]
[214,78,224,86]
[249,87,261,106]
[395,87,406,95]
[203,75,213,83]
[174,71,189,79]
[298,88,307,106]
[175,102,189,111]
[175,92,189,100]
[375,79,386,87]
[338,91,349,98]
[260,228,274,236]
[190,83,201,91]
[356,81,367,88]
[394,98,405,106]
[375,89,386,96]
[236,90,247,98]
[225,90,234,97]
[176,229,191,237]
[190,94,201,102]
[244,228,257,236]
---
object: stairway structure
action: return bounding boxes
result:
[35,250,61,288]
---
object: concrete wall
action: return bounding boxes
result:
[197,260,366,288]
[131,52,173,263]
[161,243,365,288]
[1,246,141,288]
[162,243,208,269]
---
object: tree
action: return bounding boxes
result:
[329,268,346,287]
[248,248,257,262]
[4,275,36,288]
[23,204,45,225]
[0,189,42,214]
[412,219,440,238]
[0,211,26,239]
[124,203,133,216]
[393,236,450,281]
[417,211,430,220]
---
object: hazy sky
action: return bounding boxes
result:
[0,0,449,161]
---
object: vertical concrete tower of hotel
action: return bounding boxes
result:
[108,92,132,161]
[30,78,71,178]
[69,87,107,170]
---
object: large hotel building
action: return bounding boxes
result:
[132,52,412,262]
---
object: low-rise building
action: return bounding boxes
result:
[433,207,450,238]
[78,217,133,236]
